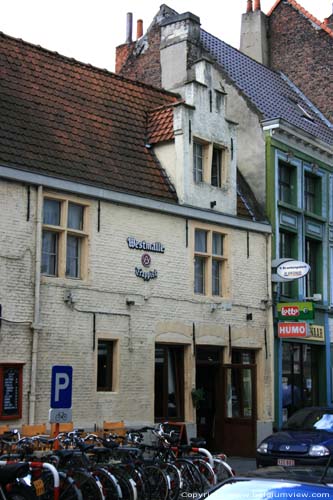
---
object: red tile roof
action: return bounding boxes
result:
[147,104,175,144]
[267,0,333,38]
[0,32,180,201]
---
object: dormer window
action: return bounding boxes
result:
[193,140,226,188]
[211,147,222,187]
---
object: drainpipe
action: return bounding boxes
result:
[29,185,43,424]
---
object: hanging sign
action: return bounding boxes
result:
[277,302,314,321]
[276,260,310,281]
[278,322,309,338]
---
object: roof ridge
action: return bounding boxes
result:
[0,30,180,99]
[267,0,333,38]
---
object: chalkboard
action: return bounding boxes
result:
[1,367,20,417]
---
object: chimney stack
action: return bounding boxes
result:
[246,0,253,13]
[126,12,133,43]
[137,19,143,39]
[254,0,261,10]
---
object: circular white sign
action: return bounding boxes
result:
[277,260,310,281]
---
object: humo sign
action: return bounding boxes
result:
[278,322,309,338]
[277,260,310,281]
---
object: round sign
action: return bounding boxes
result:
[141,253,151,267]
[277,260,310,281]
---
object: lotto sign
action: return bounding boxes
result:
[278,322,309,338]
[277,302,314,321]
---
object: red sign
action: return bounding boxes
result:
[280,306,300,317]
[278,322,308,338]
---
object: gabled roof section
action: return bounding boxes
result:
[147,104,175,144]
[268,0,333,37]
[200,29,333,146]
[237,169,266,222]
[0,31,180,202]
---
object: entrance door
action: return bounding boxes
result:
[218,364,257,457]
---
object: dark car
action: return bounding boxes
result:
[257,407,333,467]
[201,477,333,499]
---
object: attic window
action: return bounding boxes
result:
[297,104,315,123]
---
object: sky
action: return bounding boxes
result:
[1,0,332,72]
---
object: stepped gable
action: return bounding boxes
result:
[0,31,180,202]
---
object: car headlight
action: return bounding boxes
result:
[309,445,330,457]
[257,442,269,454]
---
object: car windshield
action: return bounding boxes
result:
[285,409,333,431]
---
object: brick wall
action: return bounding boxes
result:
[116,25,162,87]
[269,2,333,121]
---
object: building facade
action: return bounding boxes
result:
[0,30,273,455]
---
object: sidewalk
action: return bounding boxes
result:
[228,456,257,475]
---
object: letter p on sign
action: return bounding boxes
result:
[50,366,73,409]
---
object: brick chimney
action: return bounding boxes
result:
[137,19,143,39]
[240,0,269,65]
[160,12,201,90]
[115,13,136,74]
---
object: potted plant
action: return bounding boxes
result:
[191,387,205,408]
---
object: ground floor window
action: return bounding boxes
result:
[155,344,184,421]
[97,340,115,391]
[282,342,319,421]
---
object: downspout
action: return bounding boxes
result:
[29,185,43,424]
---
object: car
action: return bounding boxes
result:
[200,477,333,499]
[256,406,333,467]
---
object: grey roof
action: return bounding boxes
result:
[200,30,333,146]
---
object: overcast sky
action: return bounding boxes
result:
[1,0,331,72]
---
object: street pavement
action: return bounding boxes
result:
[228,456,257,475]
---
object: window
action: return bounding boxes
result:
[97,340,115,391]
[305,238,321,298]
[193,142,203,183]
[304,173,321,215]
[279,230,297,298]
[42,196,88,279]
[211,148,222,187]
[278,162,295,204]
[155,344,184,421]
[193,141,225,187]
[194,228,227,297]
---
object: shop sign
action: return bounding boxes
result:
[278,322,309,338]
[277,302,314,321]
[276,260,310,281]
[308,325,325,342]
[127,237,165,253]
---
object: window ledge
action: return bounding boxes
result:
[304,211,326,222]
[277,201,302,213]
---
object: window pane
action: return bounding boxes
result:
[193,142,203,183]
[66,235,80,278]
[304,174,318,213]
[97,341,113,391]
[211,148,221,187]
[195,229,207,253]
[212,259,222,296]
[155,345,184,420]
[278,164,292,203]
[195,256,205,294]
[41,231,58,275]
[212,233,223,256]
[43,199,61,226]
[305,239,321,297]
[68,203,84,230]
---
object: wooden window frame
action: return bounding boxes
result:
[155,344,184,422]
[0,363,23,420]
[97,339,118,392]
[193,225,228,298]
[42,194,89,280]
[193,139,226,188]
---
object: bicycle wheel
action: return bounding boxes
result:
[127,466,150,500]
[93,467,121,500]
[107,465,136,500]
[143,465,169,500]
[59,473,83,500]
[70,469,105,500]
[213,458,234,483]
[191,458,216,490]
[161,463,182,500]
[175,458,205,495]
[37,470,83,500]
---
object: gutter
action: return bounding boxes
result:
[0,164,271,235]
[29,185,43,424]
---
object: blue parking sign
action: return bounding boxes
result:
[50,365,73,409]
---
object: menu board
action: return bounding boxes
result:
[1,367,20,417]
